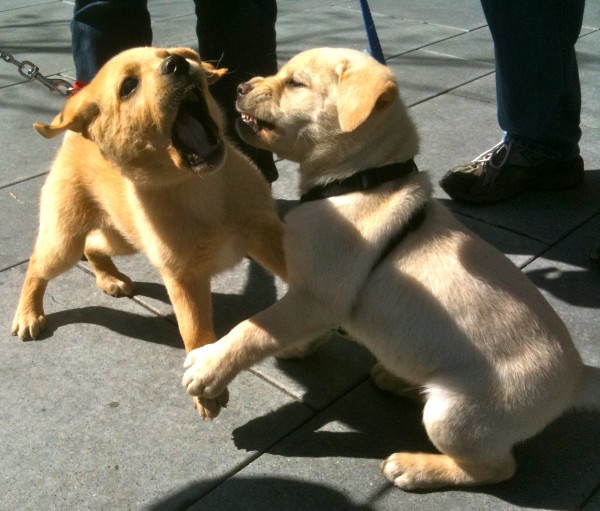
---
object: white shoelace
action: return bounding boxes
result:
[472,141,505,163]
[471,141,516,170]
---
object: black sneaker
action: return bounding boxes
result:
[439,141,584,204]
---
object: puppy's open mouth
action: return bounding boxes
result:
[171,87,224,170]
[240,112,276,133]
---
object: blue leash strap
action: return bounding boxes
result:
[359,0,385,64]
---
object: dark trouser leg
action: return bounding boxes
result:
[194,0,279,182]
[71,0,152,83]
[480,0,585,160]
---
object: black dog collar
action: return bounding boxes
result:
[299,159,418,203]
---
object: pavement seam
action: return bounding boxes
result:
[385,24,489,62]
[407,69,496,108]
[0,171,48,191]
[520,209,600,271]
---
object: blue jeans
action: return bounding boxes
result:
[480,0,585,160]
[70,0,278,181]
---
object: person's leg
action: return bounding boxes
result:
[484,0,585,160]
[71,0,152,83]
[439,0,585,203]
[194,0,279,182]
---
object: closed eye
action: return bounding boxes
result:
[285,77,306,88]
[120,77,139,98]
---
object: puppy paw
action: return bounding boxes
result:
[382,452,515,489]
[11,310,46,340]
[193,390,229,420]
[95,272,135,297]
[182,344,231,400]
[183,345,231,419]
[381,452,437,490]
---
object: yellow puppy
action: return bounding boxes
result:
[182,48,600,487]
[12,47,286,419]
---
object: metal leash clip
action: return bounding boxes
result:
[1,49,74,97]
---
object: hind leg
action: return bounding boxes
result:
[382,391,517,490]
[370,363,424,405]
[84,229,136,297]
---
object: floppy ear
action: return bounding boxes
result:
[201,61,228,85]
[33,89,98,139]
[336,60,398,132]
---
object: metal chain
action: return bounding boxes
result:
[1,49,74,97]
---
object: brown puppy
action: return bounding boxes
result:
[182,48,600,488]
[12,47,286,419]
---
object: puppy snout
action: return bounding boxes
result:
[237,82,253,97]
[161,54,190,76]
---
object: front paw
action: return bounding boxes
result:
[193,391,229,421]
[182,344,230,399]
[12,308,46,340]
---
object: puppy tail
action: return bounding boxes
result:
[575,365,600,410]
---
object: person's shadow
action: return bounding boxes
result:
[145,475,377,511]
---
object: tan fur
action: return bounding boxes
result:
[181,48,599,488]
[12,47,286,419]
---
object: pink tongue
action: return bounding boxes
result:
[173,111,214,157]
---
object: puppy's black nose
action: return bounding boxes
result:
[237,82,253,97]
[161,54,190,76]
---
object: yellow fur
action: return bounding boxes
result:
[182,48,598,487]
[12,47,286,420]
